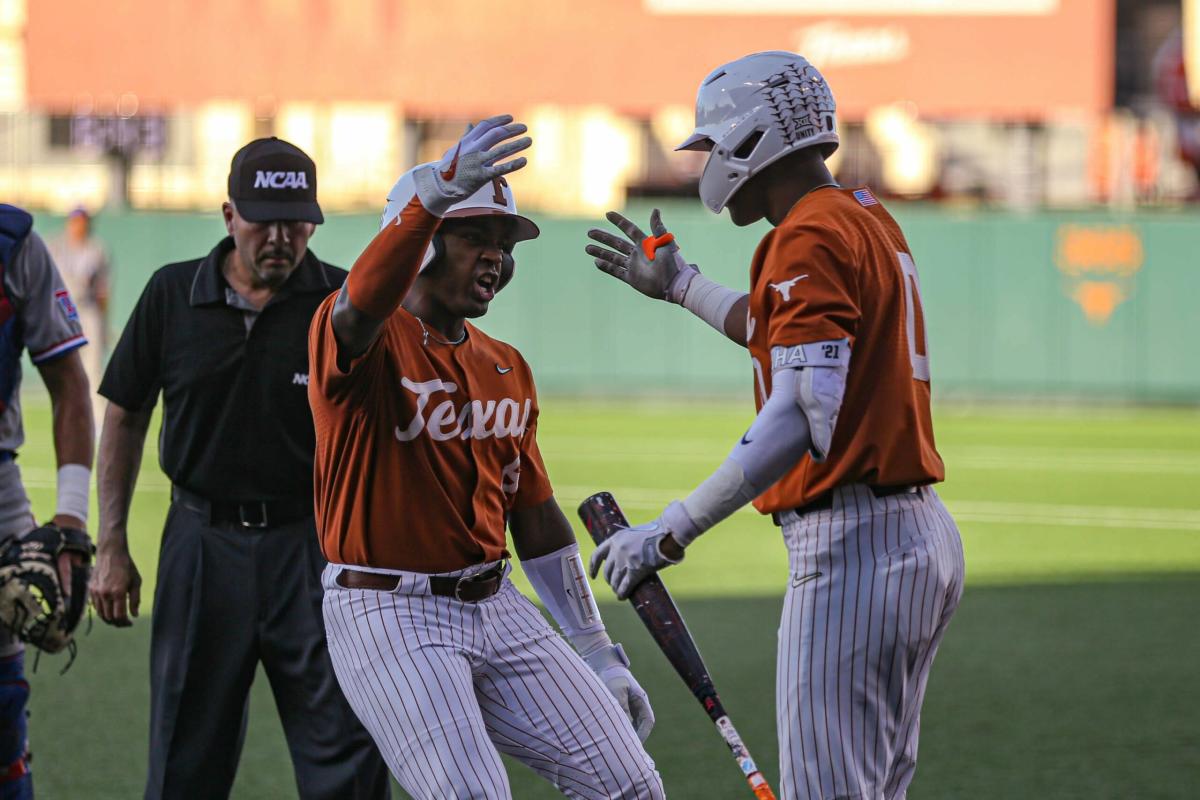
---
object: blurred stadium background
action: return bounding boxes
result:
[7,0,1200,797]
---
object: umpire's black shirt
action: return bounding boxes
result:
[100,237,346,503]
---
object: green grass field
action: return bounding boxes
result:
[14,397,1200,799]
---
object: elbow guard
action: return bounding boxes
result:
[771,339,850,462]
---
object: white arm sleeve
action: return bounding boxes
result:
[679,273,746,338]
[666,341,851,544]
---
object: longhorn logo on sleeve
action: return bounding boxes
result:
[769,275,809,302]
[394,377,530,442]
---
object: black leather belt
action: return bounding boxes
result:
[774,484,924,525]
[336,562,506,602]
[172,485,312,529]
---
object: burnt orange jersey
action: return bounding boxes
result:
[746,186,944,513]
[308,215,553,573]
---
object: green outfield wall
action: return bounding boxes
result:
[35,202,1200,402]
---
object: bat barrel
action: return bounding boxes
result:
[578,492,627,545]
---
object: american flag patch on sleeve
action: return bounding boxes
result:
[54,289,80,322]
[852,188,878,207]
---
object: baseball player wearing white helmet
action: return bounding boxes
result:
[587,52,965,800]
[309,116,664,800]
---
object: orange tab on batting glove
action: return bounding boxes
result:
[641,232,675,261]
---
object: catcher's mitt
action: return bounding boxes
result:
[0,523,94,658]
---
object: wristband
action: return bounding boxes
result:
[581,641,629,673]
[56,463,90,524]
[573,629,617,660]
[665,262,699,304]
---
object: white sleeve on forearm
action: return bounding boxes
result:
[670,368,812,543]
[680,273,746,337]
[521,543,607,642]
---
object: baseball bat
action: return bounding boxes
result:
[578,492,777,800]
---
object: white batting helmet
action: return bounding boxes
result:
[677,51,839,213]
[380,163,540,272]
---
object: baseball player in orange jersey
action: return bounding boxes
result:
[308,116,664,799]
[586,52,966,800]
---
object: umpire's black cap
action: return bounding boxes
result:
[227,137,324,224]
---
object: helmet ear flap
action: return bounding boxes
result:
[430,233,445,266]
[497,250,515,291]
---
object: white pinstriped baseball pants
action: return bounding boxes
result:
[777,485,965,800]
[321,563,664,800]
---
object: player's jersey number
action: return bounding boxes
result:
[897,252,930,382]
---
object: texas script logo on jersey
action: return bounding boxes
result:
[395,377,530,442]
[254,170,310,190]
[769,275,809,302]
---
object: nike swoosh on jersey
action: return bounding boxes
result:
[495,364,513,374]
[791,571,823,588]
[440,143,462,181]
[740,433,753,445]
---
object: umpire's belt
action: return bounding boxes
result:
[337,562,506,602]
[772,484,923,525]
[171,485,312,529]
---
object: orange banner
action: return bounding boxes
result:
[27,0,1112,119]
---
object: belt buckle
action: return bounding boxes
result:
[239,502,269,529]
[453,576,473,602]
[453,571,488,602]
[453,563,502,601]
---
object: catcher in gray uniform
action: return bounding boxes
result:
[0,204,95,798]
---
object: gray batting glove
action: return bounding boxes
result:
[582,643,655,742]
[585,209,699,303]
[588,517,684,600]
[413,114,532,216]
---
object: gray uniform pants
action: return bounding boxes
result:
[146,500,390,800]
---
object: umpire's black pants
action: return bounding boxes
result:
[146,501,390,800]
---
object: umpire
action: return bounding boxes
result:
[89,138,389,800]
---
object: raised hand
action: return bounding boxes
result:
[586,209,698,302]
[415,115,532,215]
